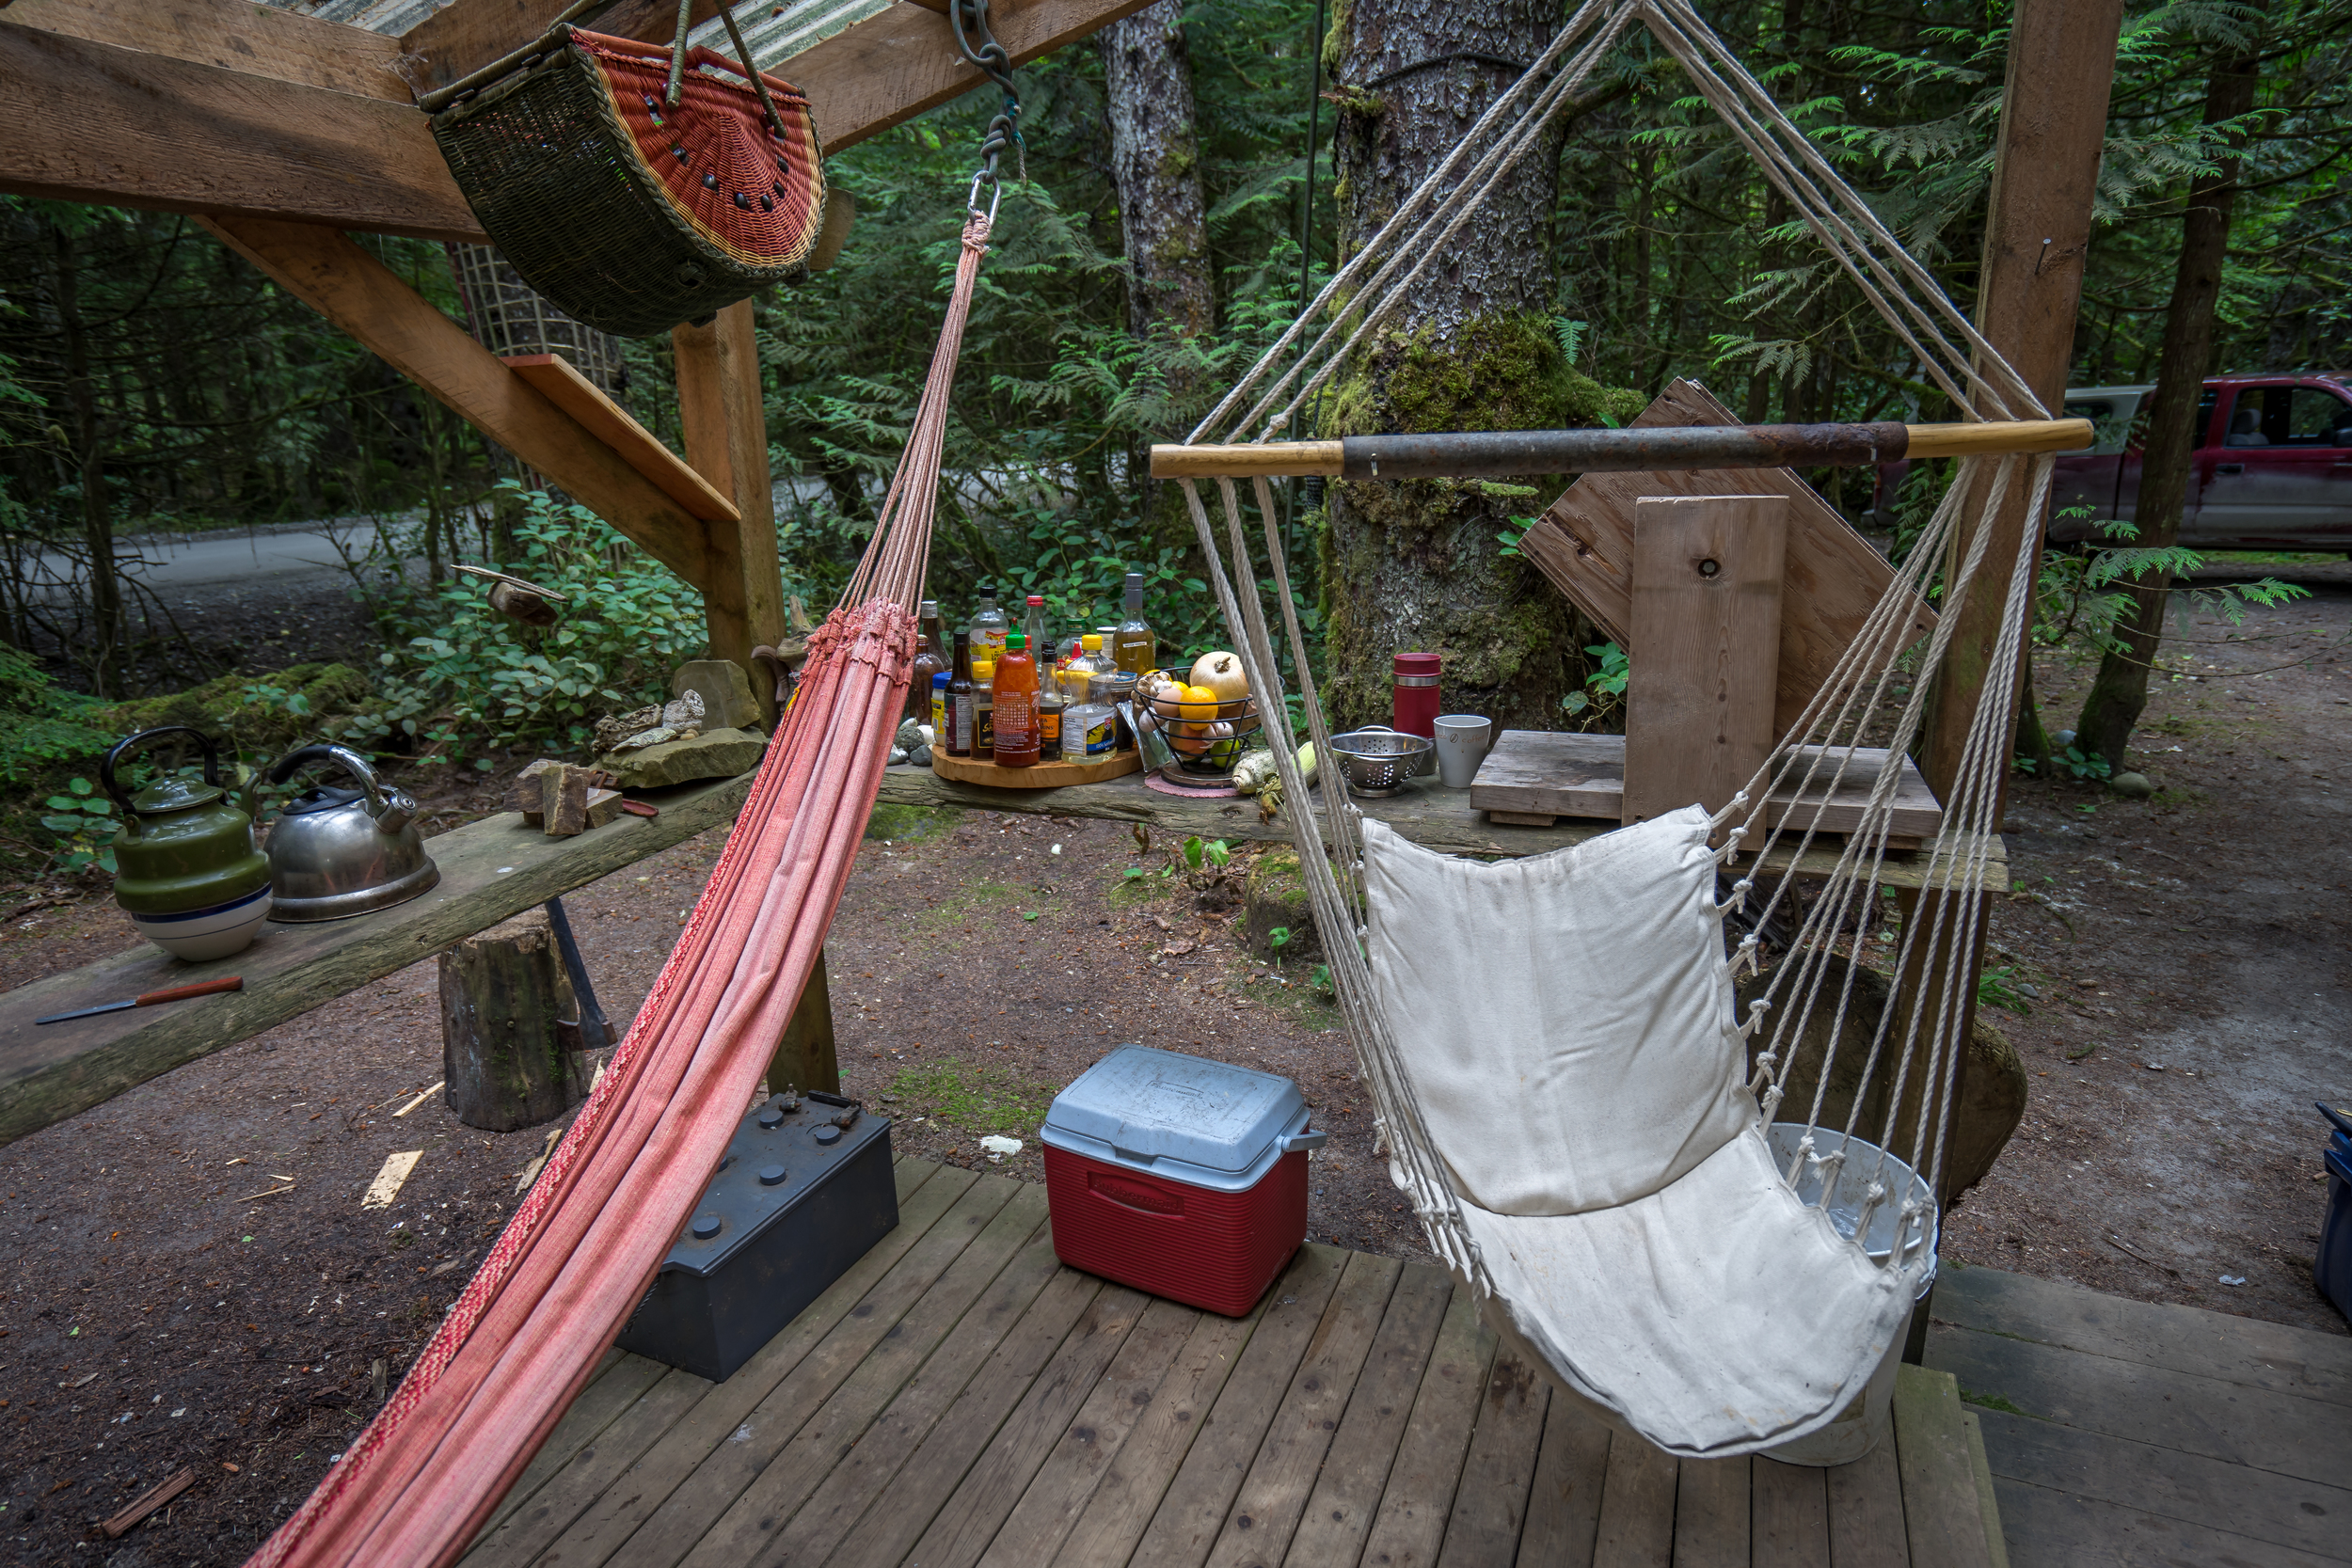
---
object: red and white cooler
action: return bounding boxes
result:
[1041,1045,1327,1316]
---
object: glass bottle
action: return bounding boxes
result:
[969,585,1009,665]
[1023,594,1049,660]
[1038,672,1065,762]
[930,672,949,743]
[946,631,976,757]
[905,632,943,721]
[973,653,996,759]
[1112,572,1157,674]
[993,632,1040,768]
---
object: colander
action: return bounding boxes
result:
[1327,726,1434,797]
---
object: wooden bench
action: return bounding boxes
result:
[0,773,755,1147]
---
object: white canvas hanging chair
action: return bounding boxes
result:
[1163,0,2058,1460]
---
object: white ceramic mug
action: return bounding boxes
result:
[1433,714,1493,788]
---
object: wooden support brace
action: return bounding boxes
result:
[1620,495,1788,832]
[196,214,717,590]
[766,946,840,1097]
[675,299,785,709]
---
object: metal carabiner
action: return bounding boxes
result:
[966,169,1002,226]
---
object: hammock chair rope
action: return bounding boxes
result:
[1173,0,2057,1359]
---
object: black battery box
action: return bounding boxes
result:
[615,1090,896,1381]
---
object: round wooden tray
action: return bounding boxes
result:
[929,745,1142,788]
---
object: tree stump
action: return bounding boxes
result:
[441,910,583,1131]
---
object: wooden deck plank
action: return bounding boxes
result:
[1047,1301,1266,1568]
[467,1368,720,1568]
[1929,1322,2352,1490]
[1352,1284,1500,1568]
[1891,1367,1993,1568]
[1932,1265,2352,1406]
[477,1354,668,1541]
[1958,1414,2008,1568]
[1985,1474,2338,1568]
[823,1267,1112,1568]
[485,1164,979,1568]
[1822,1442,1906,1568]
[1590,1436,1677,1568]
[1433,1354,1550,1568]
[1202,1251,1405,1568]
[1968,1405,2347,1560]
[1667,1457,1749,1567]
[628,1174,1031,1568]
[749,1219,1074,1568]
[890,1282,1155,1568]
[1750,1458,1829,1568]
[1281,1261,1455,1568]
[1126,1244,1351,1568]
[466,1161,944,1562]
[976,1298,1205,1568]
[1514,1398,1612,1568]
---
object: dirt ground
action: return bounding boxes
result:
[0,556,2345,1564]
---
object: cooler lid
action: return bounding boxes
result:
[1043,1044,1304,1174]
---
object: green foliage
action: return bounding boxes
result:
[2032,513,2312,662]
[1266,924,1294,956]
[1976,964,2030,1015]
[38,775,116,876]
[352,485,710,760]
[1182,835,1232,871]
[0,645,113,783]
[1561,641,1630,727]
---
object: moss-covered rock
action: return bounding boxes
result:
[87,663,373,757]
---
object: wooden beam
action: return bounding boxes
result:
[199,214,715,587]
[0,773,755,1148]
[0,0,1154,237]
[674,300,786,689]
[0,16,480,240]
[3,0,411,99]
[401,0,729,98]
[503,354,740,524]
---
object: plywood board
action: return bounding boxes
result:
[1517,379,1936,736]
[504,355,739,524]
[1467,730,1944,841]
[1621,494,1787,827]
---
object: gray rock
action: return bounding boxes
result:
[2108,770,2156,799]
[593,703,663,753]
[594,726,769,787]
[895,718,926,753]
[660,689,706,730]
[673,659,766,733]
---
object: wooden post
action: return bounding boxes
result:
[765,946,840,1096]
[1621,495,1788,832]
[439,909,583,1132]
[675,299,785,721]
[1905,0,2125,1205]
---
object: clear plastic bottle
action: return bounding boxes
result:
[1112,572,1157,674]
[969,585,1009,665]
[1061,633,1109,706]
[1063,695,1118,760]
[1022,594,1049,661]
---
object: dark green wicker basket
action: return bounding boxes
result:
[429,26,826,339]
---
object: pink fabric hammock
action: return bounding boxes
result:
[247,213,993,1568]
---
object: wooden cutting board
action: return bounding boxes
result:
[1468,729,1943,845]
[1516,378,1936,736]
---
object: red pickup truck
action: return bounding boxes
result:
[2042,373,2352,550]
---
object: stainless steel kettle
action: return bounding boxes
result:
[263,745,440,922]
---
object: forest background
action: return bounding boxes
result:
[0,0,2344,874]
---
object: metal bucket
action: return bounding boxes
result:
[1759,1124,1938,1466]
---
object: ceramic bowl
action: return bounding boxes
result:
[127,882,272,962]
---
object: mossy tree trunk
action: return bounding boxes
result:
[1100,0,1215,546]
[1320,4,1644,730]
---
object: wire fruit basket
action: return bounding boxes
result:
[1327,726,1434,797]
[1137,675,1261,784]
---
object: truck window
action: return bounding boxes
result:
[2286,386,2352,448]
[2131,387,2217,450]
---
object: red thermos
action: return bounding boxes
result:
[1392,651,1440,737]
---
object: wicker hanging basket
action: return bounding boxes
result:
[429,26,827,338]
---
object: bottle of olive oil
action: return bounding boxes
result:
[1112,572,1157,674]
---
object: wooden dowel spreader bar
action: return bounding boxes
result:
[1149,418,2092,481]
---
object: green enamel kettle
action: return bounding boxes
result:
[103,727,273,961]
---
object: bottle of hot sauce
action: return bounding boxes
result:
[946,631,977,758]
[993,631,1041,768]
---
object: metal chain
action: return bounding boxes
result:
[948,0,1024,207]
